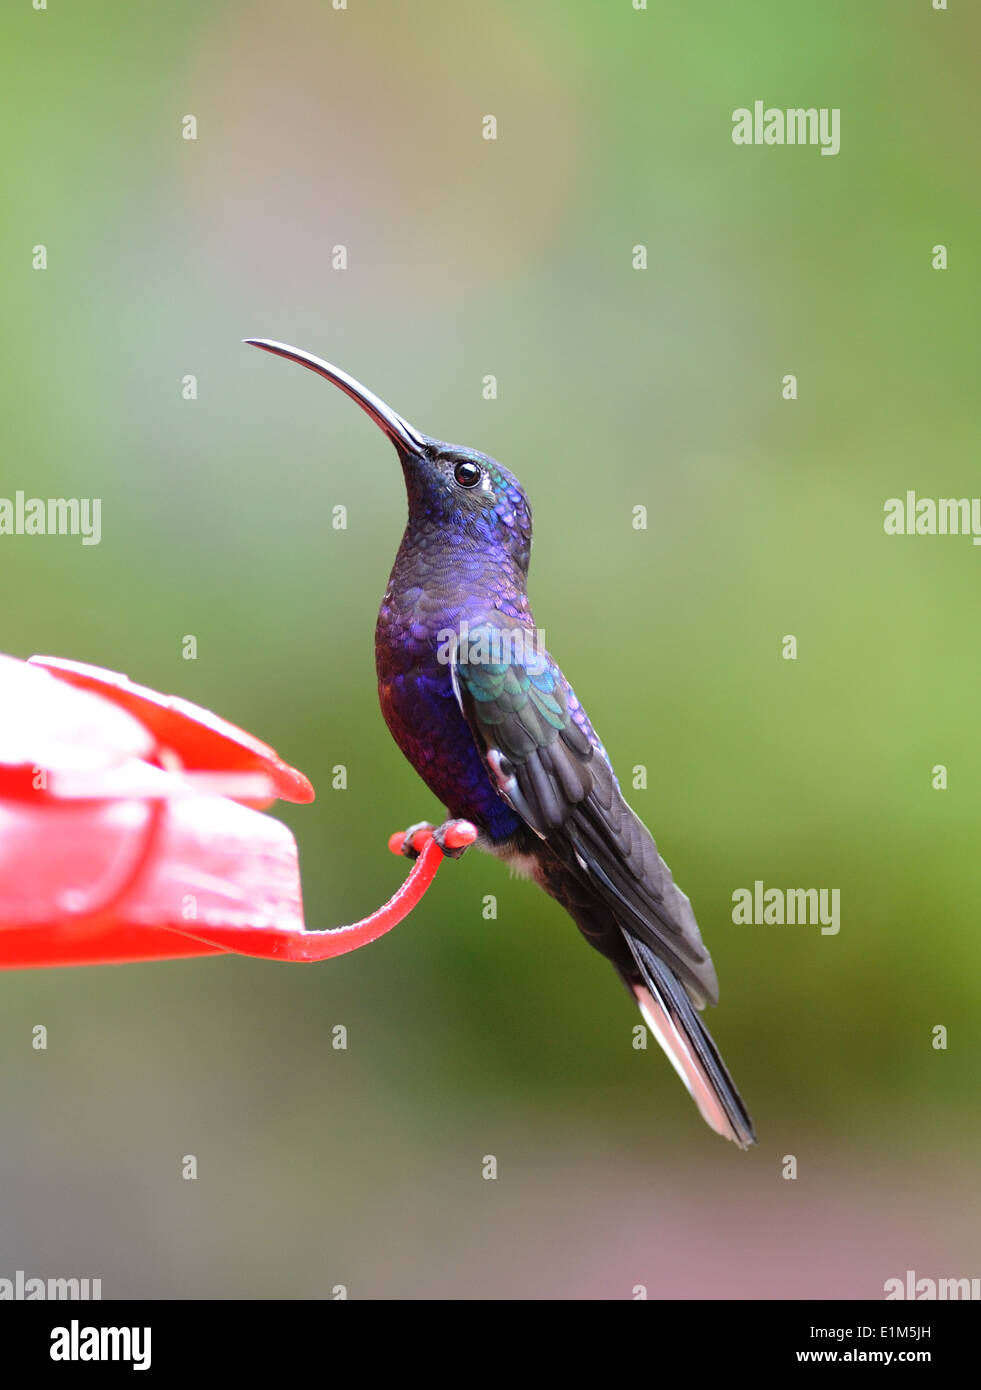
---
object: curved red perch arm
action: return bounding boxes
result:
[170,836,447,962]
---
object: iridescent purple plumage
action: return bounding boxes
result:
[246,339,756,1149]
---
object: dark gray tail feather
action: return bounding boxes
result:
[623,932,756,1149]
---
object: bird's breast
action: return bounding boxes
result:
[375,582,524,841]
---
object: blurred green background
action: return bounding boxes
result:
[2,0,979,1298]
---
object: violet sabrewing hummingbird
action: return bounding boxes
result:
[245,338,755,1148]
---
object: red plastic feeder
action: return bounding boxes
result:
[0,654,472,969]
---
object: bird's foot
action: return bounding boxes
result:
[388,821,435,859]
[432,819,478,859]
[388,819,478,861]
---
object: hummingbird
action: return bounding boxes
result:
[245,339,755,1148]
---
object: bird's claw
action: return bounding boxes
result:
[432,819,478,859]
[387,819,478,861]
[388,821,436,860]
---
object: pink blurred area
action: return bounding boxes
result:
[179,1,584,304]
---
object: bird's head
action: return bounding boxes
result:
[244,340,533,575]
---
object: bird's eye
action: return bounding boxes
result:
[453,460,482,488]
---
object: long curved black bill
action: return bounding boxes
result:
[243,339,427,457]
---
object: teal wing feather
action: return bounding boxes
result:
[451,621,719,1007]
